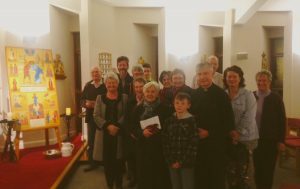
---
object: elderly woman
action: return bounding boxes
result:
[132,81,172,189]
[132,64,144,79]
[223,65,259,188]
[93,72,128,189]
[253,70,286,189]
[159,70,172,104]
[165,69,193,108]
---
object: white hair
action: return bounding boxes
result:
[143,81,160,94]
[104,71,119,84]
[207,55,219,65]
[196,62,214,73]
[131,64,143,73]
[91,66,102,73]
[256,69,272,81]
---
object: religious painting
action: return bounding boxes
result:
[5,47,60,130]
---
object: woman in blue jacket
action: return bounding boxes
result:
[224,65,259,189]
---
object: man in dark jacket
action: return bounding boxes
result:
[81,67,106,171]
[191,62,236,189]
[253,70,286,189]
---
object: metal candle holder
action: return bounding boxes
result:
[60,114,74,142]
[0,119,19,162]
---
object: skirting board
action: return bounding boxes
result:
[0,130,77,151]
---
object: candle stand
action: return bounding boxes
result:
[60,114,74,142]
[1,119,19,162]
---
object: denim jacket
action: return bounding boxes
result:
[226,88,259,141]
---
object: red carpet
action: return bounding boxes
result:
[0,135,83,189]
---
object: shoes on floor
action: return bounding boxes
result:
[83,165,98,172]
[127,180,136,188]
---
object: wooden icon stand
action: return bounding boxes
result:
[14,126,62,160]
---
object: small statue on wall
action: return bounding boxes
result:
[261,52,270,70]
[53,54,66,80]
[138,56,145,65]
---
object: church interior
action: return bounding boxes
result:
[0,0,300,188]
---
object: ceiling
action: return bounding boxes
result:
[97,0,296,11]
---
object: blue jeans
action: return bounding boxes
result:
[169,167,194,189]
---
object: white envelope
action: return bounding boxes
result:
[140,116,161,130]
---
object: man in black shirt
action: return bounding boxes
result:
[81,67,106,172]
[191,62,237,189]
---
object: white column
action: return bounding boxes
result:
[290,11,300,117]
[223,9,234,69]
[80,0,91,87]
[79,0,92,140]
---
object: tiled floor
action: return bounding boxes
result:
[63,158,300,189]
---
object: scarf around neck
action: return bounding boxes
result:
[141,98,160,120]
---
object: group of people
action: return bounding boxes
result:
[80,55,286,189]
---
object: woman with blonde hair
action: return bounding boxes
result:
[93,72,128,189]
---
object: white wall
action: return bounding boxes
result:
[85,1,163,83]
[114,7,163,78]
[198,26,223,61]
[231,12,292,115]
[133,24,158,79]
[49,6,78,139]
[0,30,4,113]
[49,0,81,14]
[53,0,300,120]
[197,11,225,26]
[290,11,300,117]
[164,11,225,86]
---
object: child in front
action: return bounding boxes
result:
[162,92,199,189]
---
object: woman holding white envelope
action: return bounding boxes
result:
[132,81,172,189]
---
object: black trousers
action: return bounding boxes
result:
[87,120,97,166]
[195,142,227,189]
[104,158,124,188]
[103,133,125,188]
[127,155,136,181]
[136,144,171,189]
[253,139,278,189]
[124,136,137,182]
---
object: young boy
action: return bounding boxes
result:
[142,63,152,82]
[162,92,199,189]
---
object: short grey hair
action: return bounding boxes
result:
[131,64,143,73]
[256,69,272,81]
[104,71,119,84]
[196,62,214,73]
[133,77,147,85]
[207,55,219,65]
[91,66,102,73]
[143,81,160,94]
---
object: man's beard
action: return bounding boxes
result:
[119,70,127,78]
